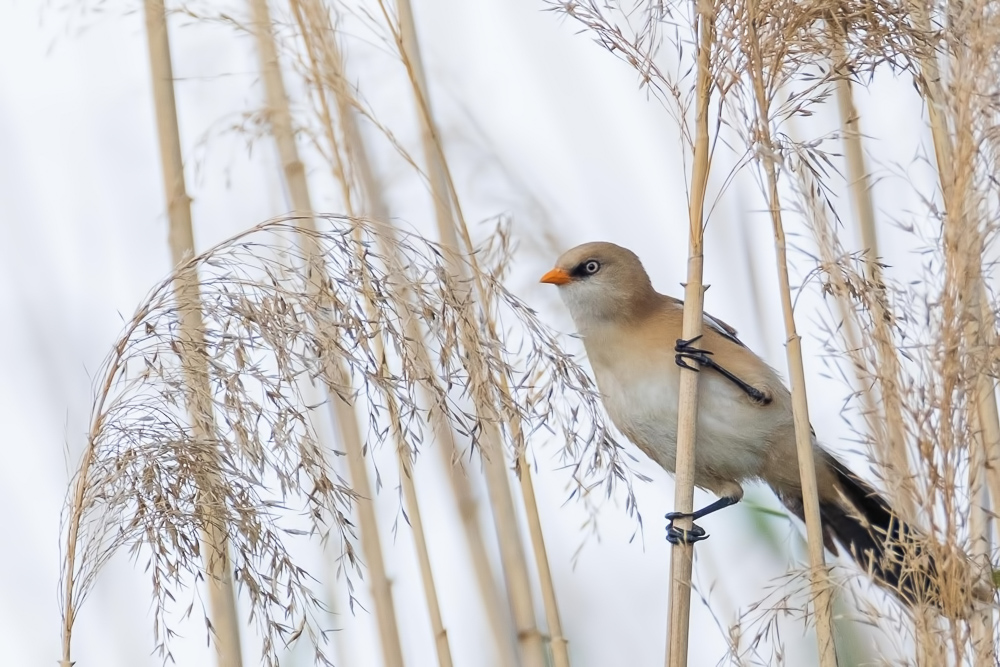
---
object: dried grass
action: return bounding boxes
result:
[58,217,634,666]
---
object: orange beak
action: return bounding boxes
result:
[539,267,572,286]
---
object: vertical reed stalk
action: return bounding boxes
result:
[337,72,517,666]
[799,166,876,439]
[966,280,998,662]
[515,445,569,664]
[289,3,515,662]
[665,3,712,666]
[968,410,995,665]
[974,283,1000,519]
[144,2,244,666]
[389,2,552,665]
[745,2,836,664]
[832,33,915,515]
[249,3,406,664]
[331,396,405,667]
[383,370,454,667]
[477,430,546,667]
[351,204,455,667]
[906,1,953,189]
[898,6,962,663]
[439,453,521,667]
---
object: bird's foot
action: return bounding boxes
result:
[665,511,709,545]
[674,336,772,405]
[674,336,712,372]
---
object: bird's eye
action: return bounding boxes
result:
[583,260,601,275]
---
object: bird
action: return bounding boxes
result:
[540,241,943,607]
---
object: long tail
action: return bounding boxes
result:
[773,455,936,607]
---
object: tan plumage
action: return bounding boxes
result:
[542,241,936,606]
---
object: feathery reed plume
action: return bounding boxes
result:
[58,217,635,666]
[316,21,515,663]
[244,2,538,661]
[778,2,1000,659]
[908,0,1000,658]
[725,0,993,620]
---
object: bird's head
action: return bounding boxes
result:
[540,241,656,331]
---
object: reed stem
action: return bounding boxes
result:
[832,35,915,514]
[252,3,406,663]
[746,1,836,663]
[390,2,553,664]
[145,2,244,665]
[665,2,713,665]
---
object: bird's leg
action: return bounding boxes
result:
[665,495,740,545]
[674,336,772,405]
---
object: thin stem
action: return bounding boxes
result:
[516,451,569,664]
[832,35,915,515]
[251,2,406,664]
[144,2,244,665]
[442,452,521,666]
[745,1,836,664]
[61,333,133,666]
[665,2,713,666]
[388,384,454,667]
[389,1,551,665]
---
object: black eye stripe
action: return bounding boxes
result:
[571,259,601,277]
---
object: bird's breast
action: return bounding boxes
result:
[587,339,773,482]
[589,348,681,469]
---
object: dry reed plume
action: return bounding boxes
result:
[58,217,637,666]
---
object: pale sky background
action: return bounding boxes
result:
[0,1,950,665]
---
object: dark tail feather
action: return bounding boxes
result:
[823,458,937,606]
[776,456,936,607]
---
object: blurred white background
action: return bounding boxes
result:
[0,0,945,665]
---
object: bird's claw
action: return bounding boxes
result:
[674,336,772,405]
[665,512,709,545]
[675,336,713,372]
